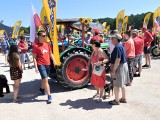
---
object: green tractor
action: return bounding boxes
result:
[49,19,109,89]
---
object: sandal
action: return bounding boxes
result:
[96,98,103,103]
[119,98,127,103]
[92,93,99,99]
[108,100,120,105]
[126,83,132,86]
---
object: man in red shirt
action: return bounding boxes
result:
[18,36,32,70]
[90,30,104,44]
[131,30,144,77]
[142,27,153,68]
[33,30,56,104]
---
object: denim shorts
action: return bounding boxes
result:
[38,65,51,79]
[20,53,30,63]
[134,54,143,66]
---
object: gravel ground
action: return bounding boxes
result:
[0,53,160,120]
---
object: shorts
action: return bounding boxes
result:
[133,54,143,66]
[144,46,151,54]
[20,53,30,63]
[38,65,51,79]
[114,63,129,87]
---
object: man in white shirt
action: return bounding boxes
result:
[84,32,92,46]
[108,30,119,56]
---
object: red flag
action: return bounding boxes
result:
[34,14,42,27]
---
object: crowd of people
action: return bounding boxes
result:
[0,26,155,105]
[83,26,154,105]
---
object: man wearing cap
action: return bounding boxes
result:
[90,30,104,44]
[109,34,129,105]
[108,30,119,56]
[84,32,92,46]
[142,26,153,68]
[132,30,144,77]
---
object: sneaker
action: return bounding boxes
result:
[39,88,46,95]
[134,74,138,77]
[142,64,148,67]
[47,95,52,104]
[119,98,127,103]
[147,65,151,68]
[137,73,140,77]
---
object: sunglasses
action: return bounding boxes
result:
[40,35,46,38]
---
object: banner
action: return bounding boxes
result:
[40,7,48,24]
[153,7,160,32]
[106,25,110,34]
[42,0,60,66]
[123,16,129,33]
[0,30,8,38]
[143,13,151,27]
[116,10,125,34]
[12,20,22,39]
[19,30,24,36]
[102,22,107,28]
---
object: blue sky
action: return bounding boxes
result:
[0,0,160,27]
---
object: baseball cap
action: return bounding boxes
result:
[87,32,91,35]
[111,34,122,40]
[94,30,100,34]
[131,29,138,35]
[141,26,147,31]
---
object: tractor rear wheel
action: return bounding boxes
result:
[57,51,91,89]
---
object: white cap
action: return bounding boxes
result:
[87,32,91,35]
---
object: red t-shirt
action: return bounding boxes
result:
[138,35,144,40]
[18,41,28,53]
[90,35,104,44]
[32,42,51,65]
[144,31,153,47]
[133,37,144,55]
[123,39,135,58]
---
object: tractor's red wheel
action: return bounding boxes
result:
[66,57,89,84]
[57,52,92,89]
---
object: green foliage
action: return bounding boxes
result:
[94,12,154,30]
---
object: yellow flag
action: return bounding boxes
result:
[123,16,129,33]
[0,30,5,37]
[42,0,60,66]
[19,30,24,36]
[143,13,151,27]
[102,22,107,28]
[57,25,60,31]
[40,7,48,25]
[116,10,125,34]
[40,7,50,42]
[153,7,160,31]
[106,25,110,34]
[0,30,5,34]
[12,20,22,39]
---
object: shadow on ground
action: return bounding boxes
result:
[0,79,68,104]
[151,56,160,60]
[60,98,112,110]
